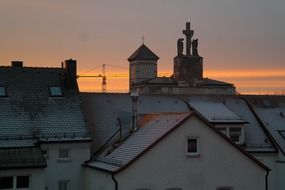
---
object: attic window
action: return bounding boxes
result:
[49,86,63,97]
[217,127,245,145]
[0,86,7,97]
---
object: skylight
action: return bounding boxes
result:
[49,86,63,97]
[0,86,7,97]
[279,130,285,141]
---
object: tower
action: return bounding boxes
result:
[128,44,159,91]
[173,22,203,87]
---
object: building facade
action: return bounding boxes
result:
[0,60,91,190]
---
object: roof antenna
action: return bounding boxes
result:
[142,35,145,44]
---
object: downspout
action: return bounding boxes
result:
[131,91,139,132]
[112,173,118,190]
[265,170,269,190]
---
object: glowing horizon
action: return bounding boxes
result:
[78,69,285,95]
[1,1,284,95]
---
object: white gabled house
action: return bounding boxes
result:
[0,60,91,190]
[82,94,269,190]
[187,95,285,190]
[84,112,269,190]
[245,96,285,190]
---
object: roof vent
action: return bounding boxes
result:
[11,61,23,67]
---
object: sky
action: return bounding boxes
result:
[1,0,284,94]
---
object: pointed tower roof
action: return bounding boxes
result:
[128,44,159,62]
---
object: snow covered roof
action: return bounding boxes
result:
[188,100,244,123]
[188,96,276,152]
[202,78,234,87]
[86,113,191,172]
[81,93,190,152]
[0,65,90,149]
[134,77,178,86]
[246,96,285,156]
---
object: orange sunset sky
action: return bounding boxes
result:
[1,1,284,94]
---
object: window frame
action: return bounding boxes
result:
[58,148,71,162]
[0,176,13,189]
[186,137,200,156]
[16,175,29,189]
[216,126,245,145]
[58,180,70,190]
[0,175,29,190]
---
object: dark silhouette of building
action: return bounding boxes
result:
[128,22,236,95]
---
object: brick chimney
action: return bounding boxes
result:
[11,61,23,67]
[64,59,77,89]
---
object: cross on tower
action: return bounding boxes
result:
[183,22,194,56]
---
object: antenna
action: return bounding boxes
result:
[102,64,106,93]
[142,35,145,44]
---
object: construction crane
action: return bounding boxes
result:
[77,64,128,93]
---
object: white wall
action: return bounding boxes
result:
[40,142,90,190]
[0,168,45,190]
[276,153,285,190]
[253,153,277,190]
[113,116,267,190]
[84,167,114,190]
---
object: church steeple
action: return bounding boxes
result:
[128,44,159,62]
[128,44,159,91]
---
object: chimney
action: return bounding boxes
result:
[131,91,139,132]
[64,59,77,89]
[11,61,23,67]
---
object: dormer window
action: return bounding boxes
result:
[49,86,63,97]
[217,126,245,145]
[0,86,7,97]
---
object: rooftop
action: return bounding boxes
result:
[128,44,160,62]
[0,63,90,148]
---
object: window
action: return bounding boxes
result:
[0,176,29,189]
[49,86,63,97]
[217,186,233,190]
[16,176,29,188]
[58,149,70,161]
[58,180,70,190]
[0,87,7,97]
[229,128,242,143]
[216,126,244,144]
[186,137,199,156]
[0,176,13,189]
